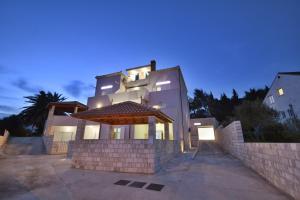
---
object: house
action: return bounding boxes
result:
[263,72,300,121]
[43,60,190,173]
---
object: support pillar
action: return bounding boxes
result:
[148,116,156,143]
[164,122,169,140]
[74,106,78,114]
[75,120,86,141]
[43,105,55,136]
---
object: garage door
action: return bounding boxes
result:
[197,127,215,140]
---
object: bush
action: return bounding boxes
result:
[234,100,300,142]
[0,115,32,137]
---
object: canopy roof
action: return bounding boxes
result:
[71,101,173,125]
[48,101,88,113]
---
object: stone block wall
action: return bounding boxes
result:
[215,121,300,199]
[43,135,70,154]
[72,139,179,174]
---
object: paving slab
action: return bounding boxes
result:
[0,153,290,200]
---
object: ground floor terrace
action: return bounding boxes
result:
[69,101,182,173]
[0,151,289,200]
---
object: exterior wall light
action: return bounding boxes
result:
[96,103,102,108]
[194,122,201,126]
[101,85,113,90]
[156,81,171,86]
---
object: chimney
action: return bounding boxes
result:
[150,60,156,71]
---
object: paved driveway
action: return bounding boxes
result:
[0,152,290,200]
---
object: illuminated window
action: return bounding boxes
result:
[198,127,215,140]
[156,123,165,139]
[84,125,100,139]
[156,80,171,86]
[278,88,284,96]
[101,85,113,90]
[194,122,201,126]
[169,123,174,140]
[156,87,161,91]
[269,95,275,104]
[112,128,121,139]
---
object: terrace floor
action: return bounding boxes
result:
[0,151,290,200]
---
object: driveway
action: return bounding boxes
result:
[0,152,290,200]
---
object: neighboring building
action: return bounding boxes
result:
[263,72,300,121]
[43,60,190,173]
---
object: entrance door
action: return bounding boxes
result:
[197,126,215,140]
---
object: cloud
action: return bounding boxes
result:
[0,95,19,101]
[12,78,42,93]
[63,80,94,98]
[0,105,16,112]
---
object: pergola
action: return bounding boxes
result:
[71,101,173,140]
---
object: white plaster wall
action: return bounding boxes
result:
[264,74,300,119]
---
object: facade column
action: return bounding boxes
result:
[164,122,169,140]
[75,120,86,141]
[74,106,78,114]
[148,116,156,142]
[129,125,135,139]
[43,105,55,136]
[109,125,114,139]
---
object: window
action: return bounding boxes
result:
[84,125,100,139]
[156,87,161,91]
[169,123,174,140]
[112,128,121,139]
[156,81,171,86]
[198,127,215,140]
[156,123,165,139]
[278,88,284,96]
[101,85,113,90]
[53,126,77,142]
[268,95,275,104]
[134,124,148,139]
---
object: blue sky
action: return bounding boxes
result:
[0,0,299,115]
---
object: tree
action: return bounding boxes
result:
[0,115,31,137]
[231,89,240,107]
[19,91,66,136]
[244,86,269,102]
[234,100,279,141]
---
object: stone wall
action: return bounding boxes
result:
[0,130,9,148]
[72,139,179,174]
[215,121,300,199]
[43,135,70,154]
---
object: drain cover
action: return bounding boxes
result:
[129,181,147,188]
[114,180,131,186]
[146,183,164,191]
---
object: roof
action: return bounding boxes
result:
[48,101,88,112]
[71,101,173,125]
[278,72,300,76]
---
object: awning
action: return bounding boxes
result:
[71,101,173,125]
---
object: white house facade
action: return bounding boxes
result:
[263,72,300,121]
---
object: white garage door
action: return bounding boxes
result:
[198,127,215,140]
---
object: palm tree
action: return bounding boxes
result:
[19,91,66,135]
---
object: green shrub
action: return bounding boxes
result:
[234,100,300,142]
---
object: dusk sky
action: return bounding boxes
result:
[0,0,299,115]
